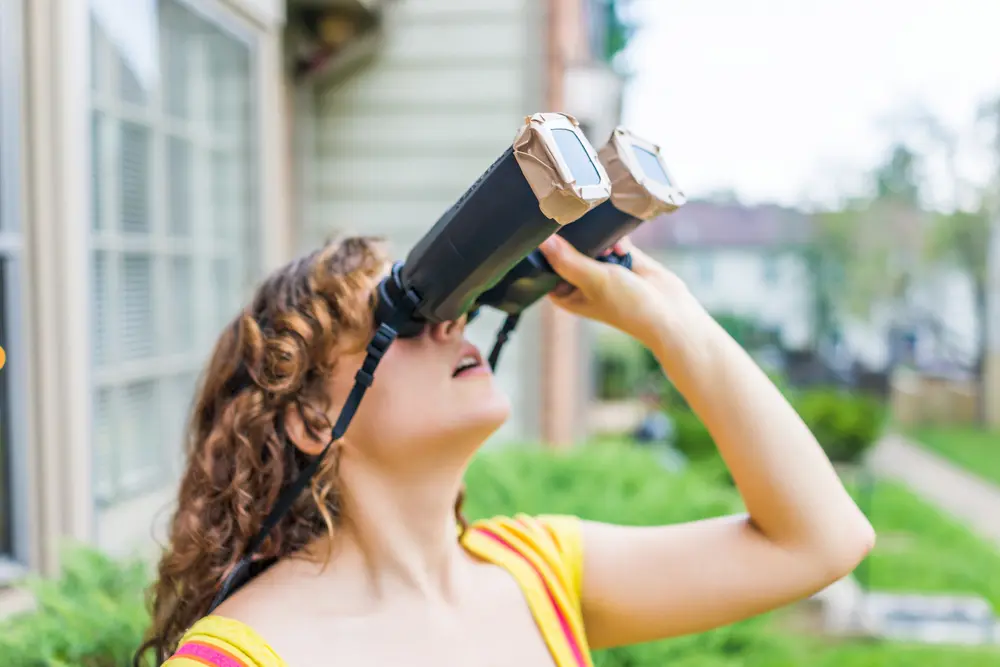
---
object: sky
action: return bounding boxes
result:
[622,0,1000,210]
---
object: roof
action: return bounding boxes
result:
[630,200,814,250]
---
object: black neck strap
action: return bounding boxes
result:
[488,313,521,370]
[486,250,632,372]
[207,289,421,614]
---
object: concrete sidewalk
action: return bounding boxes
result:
[866,433,1000,548]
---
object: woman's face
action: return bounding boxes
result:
[324,313,511,470]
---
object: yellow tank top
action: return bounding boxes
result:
[164,514,592,667]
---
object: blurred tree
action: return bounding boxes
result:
[808,145,928,351]
[874,144,923,205]
[806,98,1000,419]
[597,0,638,73]
[915,99,999,420]
[925,208,991,370]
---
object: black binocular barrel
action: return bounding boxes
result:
[400,146,560,324]
[378,113,611,330]
[475,201,642,315]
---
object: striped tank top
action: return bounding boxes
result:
[165,514,592,667]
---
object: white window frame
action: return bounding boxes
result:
[0,0,29,580]
[88,0,266,506]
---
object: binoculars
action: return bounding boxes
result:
[208,112,684,611]
[374,112,685,367]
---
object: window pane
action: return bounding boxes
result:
[163,3,192,120]
[212,258,233,332]
[91,251,110,367]
[119,381,160,487]
[208,37,250,135]
[121,253,154,360]
[120,122,151,233]
[92,387,116,503]
[118,54,149,107]
[167,372,197,474]
[167,256,194,354]
[212,149,235,242]
[91,112,104,231]
[167,136,192,237]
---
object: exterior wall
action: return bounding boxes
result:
[658,247,815,351]
[2,0,292,582]
[298,0,547,443]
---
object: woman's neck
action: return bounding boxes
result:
[318,456,473,603]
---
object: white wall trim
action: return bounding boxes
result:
[23,0,95,573]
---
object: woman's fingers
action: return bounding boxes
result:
[614,236,660,276]
[539,235,603,293]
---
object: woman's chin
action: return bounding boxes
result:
[452,389,511,440]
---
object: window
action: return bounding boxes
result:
[696,254,714,285]
[763,254,779,286]
[89,0,261,504]
[0,0,27,574]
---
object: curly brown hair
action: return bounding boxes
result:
[135,237,468,665]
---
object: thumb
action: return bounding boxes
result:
[615,236,657,275]
[538,235,602,292]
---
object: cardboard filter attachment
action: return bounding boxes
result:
[512,112,612,225]
[598,127,686,221]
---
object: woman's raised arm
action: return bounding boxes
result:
[538,235,875,649]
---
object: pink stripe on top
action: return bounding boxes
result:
[172,641,249,667]
[474,527,588,667]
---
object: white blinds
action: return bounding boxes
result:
[89,0,260,503]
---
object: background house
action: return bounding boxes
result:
[633,200,817,354]
[630,199,982,383]
[0,0,627,595]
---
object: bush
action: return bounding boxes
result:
[464,441,742,525]
[7,441,993,667]
[791,388,886,463]
[712,312,780,351]
[661,379,885,466]
[595,333,654,400]
[669,409,715,461]
[0,545,149,667]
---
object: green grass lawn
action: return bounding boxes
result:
[807,639,1000,666]
[848,477,1000,611]
[909,427,1000,487]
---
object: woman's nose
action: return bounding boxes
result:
[428,314,467,342]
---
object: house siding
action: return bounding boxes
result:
[660,247,815,352]
[301,0,547,443]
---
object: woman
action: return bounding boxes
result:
[142,233,874,667]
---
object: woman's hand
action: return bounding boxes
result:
[537,234,707,350]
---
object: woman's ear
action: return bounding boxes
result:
[283,402,328,456]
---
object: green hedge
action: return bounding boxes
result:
[668,386,885,465]
[0,546,149,667]
[4,442,999,666]
[792,388,886,463]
